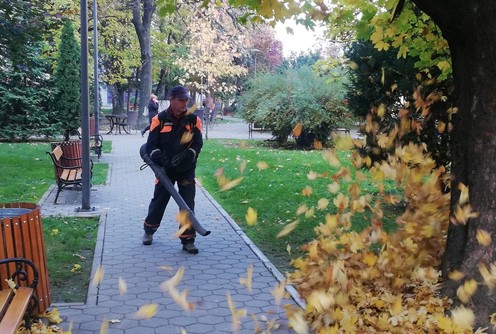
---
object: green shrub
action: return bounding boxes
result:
[239,66,349,147]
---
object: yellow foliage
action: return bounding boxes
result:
[285,140,459,333]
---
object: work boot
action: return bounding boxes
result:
[182,243,199,254]
[142,232,153,245]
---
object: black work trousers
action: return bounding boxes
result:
[143,177,196,244]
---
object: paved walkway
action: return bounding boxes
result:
[38,118,301,334]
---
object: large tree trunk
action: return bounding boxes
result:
[111,83,127,115]
[413,0,496,329]
[131,0,155,122]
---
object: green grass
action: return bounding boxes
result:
[0,142,109,203]
[196,139,402,272]
[43,216,99,303]
[0,141,110,303]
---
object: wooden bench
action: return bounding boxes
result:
[47,145,93,203]
[77,128,104,160]
[0,258,39,334]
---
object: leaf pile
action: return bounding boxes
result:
[283,139,482,333]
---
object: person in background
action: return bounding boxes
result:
[141,94,159,136]
[142,86,203,254]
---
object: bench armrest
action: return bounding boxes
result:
[0,258,39,290]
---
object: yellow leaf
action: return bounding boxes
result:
[245,207,257,226]
[377,103,386,118]
[286,244,291,254]
[301,186,312,197]
[456,278,477,303]
[100,320,109,334]
[362,252,378,267]
[239,264,253,292]
[180,131,193,144]
[334,134,354,150]
[458,183,470,205]
[390,296,402,316]
[317,198,329,210]
[451,305,475,329]
[271,279,287,305]
[239,160,247,174]
[292,123,303,137]
[220,176,244,192]
[476,229,492,246]
[313,140,323,150]
[333,193,349,212]
[118,277,127,295]
[327,182,340,194]
[257,161,269,171]
[226,292,247,331]
[448,270,465,281]
[135,304,158,319]
[296,205,308,215]
[287,311,310,334]
[277,221,299,238]
[348,61,358,70]
[322,150,341,167]
[186,104,197,115]
[92,265,104,286]
[479,263,496,289]
[50,229,59,236]
[307,170,318,180]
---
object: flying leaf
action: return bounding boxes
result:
[135,304,158,319]
[301,186,312,197]
[239,264,253,292]
[327,182,340,193]
[322,150,341,167]
[100,320,109,334]
[245,207,257,226]
[186,104,197,115]
[226,292,247,332]
[239,160,247,174]
[277,221,299,238]
[451,305,475,329]
[118,277,127,295]
[458,183,469,205]
[317,198,329,210]
[292,123,303,137]
[92,265,105,286]
[220,177,244,192]
[272,279,287,305]
[448,270,465,281]
[476,229,492,246]
[180,131,193,144]
[257,161,269,171]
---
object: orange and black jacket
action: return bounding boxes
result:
[146,108,203,178]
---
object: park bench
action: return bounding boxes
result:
[248,123,266,138]
[0,258,39,334]
[47,145,93,203]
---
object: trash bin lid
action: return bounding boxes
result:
[0,208,32,218]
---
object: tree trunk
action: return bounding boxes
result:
[413,0,496,328]
[156,68,168,99]
[111,84,126,115]
[131,0,155,120]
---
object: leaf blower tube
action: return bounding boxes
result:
[140,143,211,236]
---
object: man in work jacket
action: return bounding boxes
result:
[142,85,203,254]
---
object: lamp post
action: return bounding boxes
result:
[80,0,91,210]
[93,0,99,138]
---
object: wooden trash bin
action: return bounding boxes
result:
[0,203,51,314]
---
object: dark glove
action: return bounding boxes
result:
[150,149,163,166]
[171,149,195,168]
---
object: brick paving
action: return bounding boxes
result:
[38,118,302,334]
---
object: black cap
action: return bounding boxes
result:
[170,86,191,99]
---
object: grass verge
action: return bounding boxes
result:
[43,216,99,303]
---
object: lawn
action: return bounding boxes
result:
[0,141,110,303]
[196,139,402,272]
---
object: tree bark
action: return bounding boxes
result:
[413,0,496,328]
[131,0,155,119]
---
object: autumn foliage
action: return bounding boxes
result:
[277,128,491,332]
